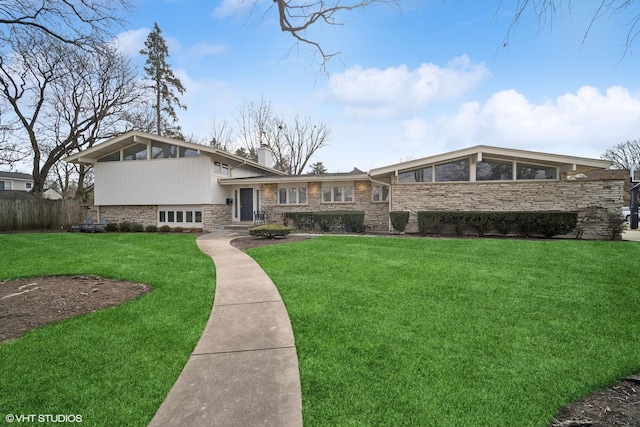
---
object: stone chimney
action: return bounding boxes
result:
[257,144,273,168]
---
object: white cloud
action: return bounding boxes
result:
[212,0,258,18]
[418,85,640,158]
[111,28,149,57]
[324,55,491,119]
[184,42,227,59]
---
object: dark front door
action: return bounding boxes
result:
[239,188,253,221]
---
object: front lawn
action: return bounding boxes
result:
[248,236,640,426]
[0,233,215,426]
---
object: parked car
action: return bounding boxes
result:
[621,207,637,222]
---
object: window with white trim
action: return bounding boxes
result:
[372,185,389,202]
[158,207,203,225]
[151,141,177,159]
[398,166,432,183]
[435,158,469,182]
[123,143,148,161]
[322,185,354,203]
[278,187,307,205]
[214,161,229,176]
[0,181,11,190]
[476,159,513,181]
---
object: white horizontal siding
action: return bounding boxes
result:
[95,157,214,205]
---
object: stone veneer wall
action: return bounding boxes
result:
[98,205,157,226]
[391,178,625,239]
[260,180,390,232]
[202,204,232,231]
[98,204,231,232]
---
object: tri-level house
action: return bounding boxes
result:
[66,131,621,238]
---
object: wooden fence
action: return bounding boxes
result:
[0,198,86,231]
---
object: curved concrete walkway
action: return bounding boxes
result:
[149,232,303,427]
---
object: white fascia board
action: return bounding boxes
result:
[219,174,371,186]
[369,145,612,177]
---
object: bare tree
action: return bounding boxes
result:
[272,0,398,65]
[234,98,284,163]
[209,119,234,151]
[502,1,640,55]
[282,115,330,175]
[225,98,330,174]
[602,139,640,170]
[0,35,143,194]
[264,1,640,65]
[0,0,132,49]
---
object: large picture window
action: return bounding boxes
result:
[151,141,177,159]
[516,163,557,180]
[398,166,432,183]
[179,147,200,158]
[476,159,513,181]
[435,159,469,182]
[278,187,307,205]
[123,143,148,161]
[97,151,120,162]
[322,185,354,203]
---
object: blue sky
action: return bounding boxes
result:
[115,0,640,172]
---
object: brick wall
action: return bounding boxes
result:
[390,178,625,239]
[260,181,390,231]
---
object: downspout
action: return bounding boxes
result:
[368,174,393,232]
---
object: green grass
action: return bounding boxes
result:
[247,236,640,426]
[0,233,215,426]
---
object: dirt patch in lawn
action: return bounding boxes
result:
[1,235,638,426]
[0,275,149,343]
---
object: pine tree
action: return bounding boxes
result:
[308,161,328,174]
[140,23,186,137]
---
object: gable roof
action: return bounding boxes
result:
[0,171,32,181]
[369,145,612,179]
[64,130,287,176]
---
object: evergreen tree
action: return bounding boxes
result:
[140,23,186,137]
[308,161,328,174]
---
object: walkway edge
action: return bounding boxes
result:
[149,233,303,427]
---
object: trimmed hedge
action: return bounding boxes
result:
[249,224,292,239]
[284,211,365,233]
[417,211,578,238]
[104,222,119,232]
[390,211,410,233]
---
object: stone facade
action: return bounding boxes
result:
[390,177,625,239]
[99,205,157,226]
[202,204,232,231]
[99,204,232,232]
[259,180,390,231]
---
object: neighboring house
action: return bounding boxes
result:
[43,189,63,200]
[0,171,33,192]
[66,131,623,239]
